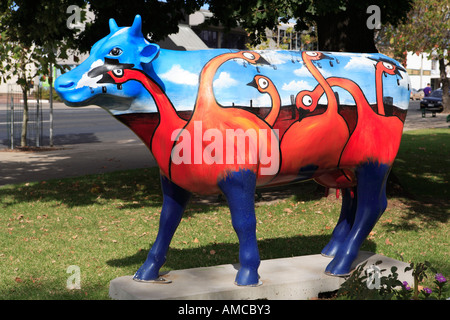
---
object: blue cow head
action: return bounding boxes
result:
[55,15,160,112]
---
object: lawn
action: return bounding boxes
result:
[0,128,448,299]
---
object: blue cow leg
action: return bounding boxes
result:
[321,187,357,257]
[133,175,191,281]
[325,162,390,276]
[218,169,261,286]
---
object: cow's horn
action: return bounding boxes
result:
[109,18,119,33]
[130,15,143,36]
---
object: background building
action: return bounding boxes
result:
[405,52,444,91]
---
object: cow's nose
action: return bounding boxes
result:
[55,77,75,90]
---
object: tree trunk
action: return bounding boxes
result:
[439,58,450,113]
[21,86,29,147]
[315,10,378,53]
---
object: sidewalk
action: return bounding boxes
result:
[0,139,156,186]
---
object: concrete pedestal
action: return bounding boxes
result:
[109,251,412,300]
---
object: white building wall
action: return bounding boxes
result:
[406,52,432,90]
[406,51,446,91]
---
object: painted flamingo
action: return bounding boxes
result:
[247,74,281,127]
[369,57,406,116]
[169,51,280,195]
[291,72,405,168]
[275,51,350,185]
[336,78,404,167]
[91,60,187,177]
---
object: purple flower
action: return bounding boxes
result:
[402,281,411,290]
[435,273,447,283]
[423,287,432,294]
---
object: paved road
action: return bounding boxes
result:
[0,101,448,186]
[0,102,137,146]
[402,101,449,131]
[0,103,156,186]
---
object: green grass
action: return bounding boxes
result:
[1,128,448,299]
[393,128,449,199]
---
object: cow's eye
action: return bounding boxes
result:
[112,69,124,77]
[109,47,123,56]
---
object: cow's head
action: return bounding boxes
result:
[55,15,160,112]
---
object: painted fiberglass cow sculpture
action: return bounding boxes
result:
[55,15,410,286]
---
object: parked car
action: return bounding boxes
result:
[419,89,448,117]
[410,88,424,100]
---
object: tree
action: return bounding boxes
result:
[0,0,85,147]
[72,1,412,54]
[379,0,450,113]
[71,0,413,54]
[205,0,412,53]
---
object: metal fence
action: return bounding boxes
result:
[5,84,44,149]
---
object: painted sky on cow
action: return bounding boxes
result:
[108,49,410,115]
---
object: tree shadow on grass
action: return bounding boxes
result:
[387,170,449,227]
[189,179,324,208]
[106,235,377,275]
[0,166,323,211]
[0,167,164,209]
[388,130,450,225]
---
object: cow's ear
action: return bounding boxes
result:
[140,43,160,64]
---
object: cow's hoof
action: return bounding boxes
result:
[324,270,351,277]
[133,276,172,284]
[321,252,335,258]
[234,267,261,286]
[325,258,353,277]
[132,262,161,282]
